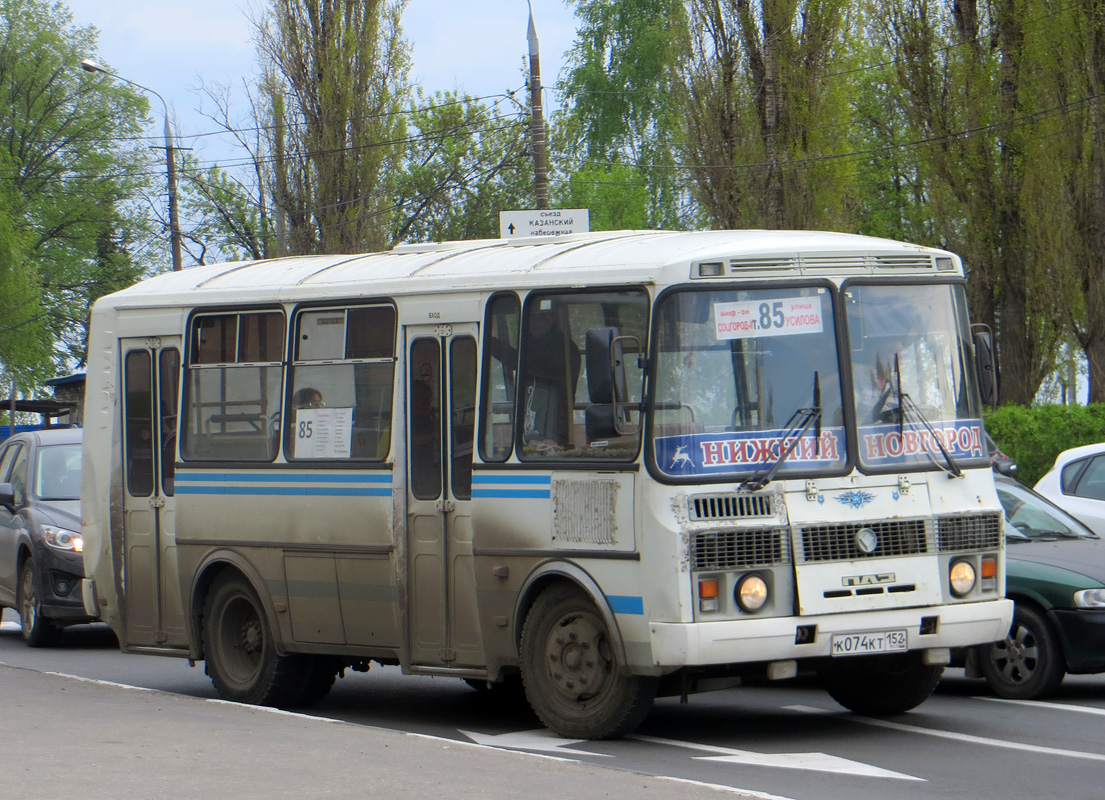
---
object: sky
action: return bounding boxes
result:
[65,0,579,166]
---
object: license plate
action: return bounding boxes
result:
[831,629,908,656]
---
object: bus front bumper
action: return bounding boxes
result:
[647,599,1013,668]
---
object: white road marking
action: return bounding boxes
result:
[630,733,922,781]
[976,696,1105,717]
[787,704,1105,763]
[460,728,611,757]
[462,729,797,798]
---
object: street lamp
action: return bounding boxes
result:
[80,58,183,272]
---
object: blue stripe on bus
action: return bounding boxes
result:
[175,485,392,497]
[470,489,552,499]
[470,474,552,499]
[175,472,391,484]
[607,595,644,615]
[472,474,552,485]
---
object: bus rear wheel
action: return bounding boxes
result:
[823,652,943,715]
[521,585,657,739]
[202,574,304,706]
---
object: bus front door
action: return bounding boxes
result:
[406,326,482,668]
[120,337,187,650]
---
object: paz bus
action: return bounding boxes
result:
[80,229,1013,739]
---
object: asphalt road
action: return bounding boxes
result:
[3,608,1105,800]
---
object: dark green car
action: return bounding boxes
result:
[971,475,1105,698]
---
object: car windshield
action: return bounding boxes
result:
[996,480,1097,541]
[34,443,82,501]
[844,282,987,472]
[651,285,846,480]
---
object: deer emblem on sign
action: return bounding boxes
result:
[669,444,692,469]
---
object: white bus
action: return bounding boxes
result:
[80,230,1012,739]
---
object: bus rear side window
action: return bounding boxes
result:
[181,311,285,462]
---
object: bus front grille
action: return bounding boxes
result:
[797,519,930,562]
[689,493,775,521]
[936,513,1003,552]
[692,528,791,570]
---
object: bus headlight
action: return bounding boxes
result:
[949,560,976,597]
[736,574,768,612]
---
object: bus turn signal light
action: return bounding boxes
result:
[699,579,719,612]
[981,556,997,591]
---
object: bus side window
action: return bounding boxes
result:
[288,304,396,462]
[181,311,285,462]
[479,293,520,462]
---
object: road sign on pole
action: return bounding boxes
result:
[499,209,590,239]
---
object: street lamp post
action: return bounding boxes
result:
[80,59,183,272]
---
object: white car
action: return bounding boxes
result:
[1034,443,1105,537]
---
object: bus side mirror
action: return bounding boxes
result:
[973,327,997,406]
[585,327,640,438]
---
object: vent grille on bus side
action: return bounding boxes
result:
[690,493,775,521]
[692,529,792,570]
[797,255,868,271]
[797,519,931,562]
[720,254,936,274]
[874,255,935,269]
[728,257,798,272]
[936,513,1003,552]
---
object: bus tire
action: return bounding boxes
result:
[286,655,341,708]
[19,558,62,648]
[520,584,657,739]
[823,652,943,715]
[202,574,304,706]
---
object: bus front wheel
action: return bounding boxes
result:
[823,652,943,715]
[520,584,657,739]
[202,574,304,706]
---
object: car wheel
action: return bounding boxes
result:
[978,603,1065,699]
[201,573,306,706]
[18,558,62,647]
[520,584,657,739]
[823,651,943,714]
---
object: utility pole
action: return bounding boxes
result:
[528,3,549,210]
[81,59,183,271]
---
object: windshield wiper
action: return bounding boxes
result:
[899,391,963,478]
[740,372,822,492]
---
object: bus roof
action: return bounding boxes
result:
[98,229,958,310]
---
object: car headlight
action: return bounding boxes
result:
[736,574,769,612]
[949,559,976,597]
[1074,588,1105,608]
[42,526,83,553]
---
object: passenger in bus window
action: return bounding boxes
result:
[293,387,324,409]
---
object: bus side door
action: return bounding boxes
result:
[406,325,482,668]
[120,337,187,649]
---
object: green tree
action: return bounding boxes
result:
[555,0,688,228]
[879,0,1069,405]
[1046,0,1105,402]
[0,0,147,386]
[391,90,533,243]
[252,0,411,255]
[676,0,854,230]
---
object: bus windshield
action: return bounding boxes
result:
[844,282,985,471]
[651,285,846,480]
